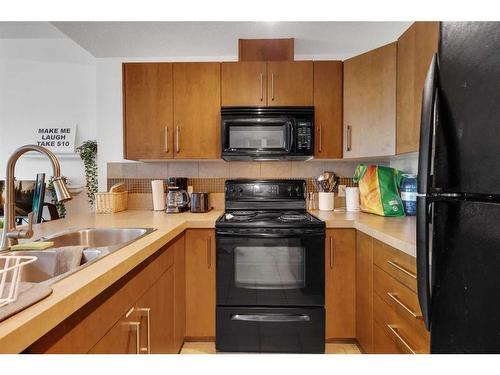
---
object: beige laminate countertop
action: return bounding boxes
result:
[0,209,415,353]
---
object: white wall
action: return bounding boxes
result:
[0,38,96,216]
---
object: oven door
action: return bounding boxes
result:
[221,118,293,158]
[216,228,325,307]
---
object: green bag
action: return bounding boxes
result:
[353,163,405,217]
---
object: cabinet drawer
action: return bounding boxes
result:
[373,321,403,354]
[373,293,429,354]
[373,240,417,292]
[373,265,425,332]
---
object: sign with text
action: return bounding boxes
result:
[34,125,77,153]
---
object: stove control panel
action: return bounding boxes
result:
[225,180,306,200]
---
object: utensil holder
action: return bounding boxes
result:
[318,192,335,211]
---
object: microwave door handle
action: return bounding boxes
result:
[287,121,294,151]
[231,314,311,322]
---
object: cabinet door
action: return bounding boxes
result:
[356,231,374,353]
[173,235,186,352]
[222,62,267,106]
[397,22,439,154]
[267,61,313,106]
[185,229,216,339]
[314,61,343,158]
[89,307,141,354]
[135,266,175,354]
[173,63,221,159]
[123,63,173,160]
[325,229,356,339]
[343,43,397,158]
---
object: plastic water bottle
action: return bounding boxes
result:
[400,174,417,216]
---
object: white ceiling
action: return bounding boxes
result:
[50,21,412,59]
[0,22,66,39]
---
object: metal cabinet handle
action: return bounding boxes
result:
[164,127,169,153]
[346,125,352,151]
[231,313,311,322]
[136,307,151,354]
[387,260,417,279]
[126,321,141,354]
[387,325,416,354]
[271,73,275,101]
[175,126,180,153]
[259,73,263,101]
[387,292,422,319]
[318,127,322,152]
[207,237,211,269]
[329,236,334,269]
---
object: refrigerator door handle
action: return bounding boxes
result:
[417,195,433,331]
[417,53,439,195]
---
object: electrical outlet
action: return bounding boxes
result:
[338,185,347,197]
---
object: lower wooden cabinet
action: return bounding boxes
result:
[356,231,374,353]
[325,229,356,339]
[26,234,185,354]
[356,232,430,354]
[185,229,216,339]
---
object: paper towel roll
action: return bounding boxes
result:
[346,187,360,212]
[151,180,166,211]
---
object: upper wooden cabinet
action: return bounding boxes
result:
[267,61,313,106]
[173,63,221,159]
[314,61,343,159]
[397,22,439,154]
[123,63,173,160]
[221,62,267,106]
[325,229,356,340]
[343,42,397,158]
[222,61,313,107]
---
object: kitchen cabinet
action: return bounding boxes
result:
[343,42,397,158]
[314,61,343,159]
[267,61,314,106]
[397,22,440,154]
[26,235,185,354]
[354,232,430,354]
[173,235,186,351]
[356,231,374,353]
[325,229,356,339]
[222,62,267,106]
[185,229,216,339]
[123,63,174,160]
[88,307,141,354]
[222,61,313,107]
[173,62,221,159]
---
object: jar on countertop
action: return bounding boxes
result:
[400,174,417,216]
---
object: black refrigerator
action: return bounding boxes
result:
[417,22,500,353]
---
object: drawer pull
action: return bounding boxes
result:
[387,260,417,279]
[387,292,422,319]
[387,325,416,354]
[136,307,151,354]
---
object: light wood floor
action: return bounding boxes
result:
[181,342,361,354]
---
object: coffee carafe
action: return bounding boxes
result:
[166,186,190,214]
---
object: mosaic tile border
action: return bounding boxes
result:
[107,177,357,194]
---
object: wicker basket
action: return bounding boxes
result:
[95,191,128,214]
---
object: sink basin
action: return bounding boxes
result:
[2,248,103,283]
[1,227,155,285]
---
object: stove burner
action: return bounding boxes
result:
[225,211,258,221]
[279,214,309,222]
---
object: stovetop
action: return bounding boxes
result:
[216,210,324,228]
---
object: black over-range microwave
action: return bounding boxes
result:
[221,107,314,161]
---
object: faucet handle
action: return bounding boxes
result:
[7,212,34,241]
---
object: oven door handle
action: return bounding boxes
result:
[216,231,324,238]
[231,313,311,322]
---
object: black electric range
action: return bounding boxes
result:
[215,179,325,354]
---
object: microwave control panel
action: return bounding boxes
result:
[296,122,312,151]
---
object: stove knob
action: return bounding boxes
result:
[295,186,301,195]
[238,187,243,194]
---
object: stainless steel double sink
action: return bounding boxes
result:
[1,227,156,285]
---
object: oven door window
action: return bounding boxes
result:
[234,246,305,290]
[227,122,291,151]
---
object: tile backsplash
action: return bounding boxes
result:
[106,160,375,210]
